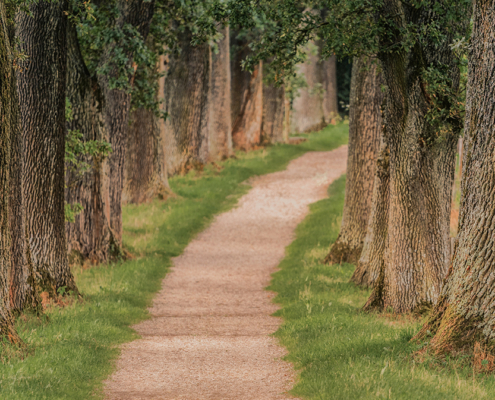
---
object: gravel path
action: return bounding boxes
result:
[104,146,347,400]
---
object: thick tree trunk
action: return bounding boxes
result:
[324,57,382,265]
[230,32,263,151]
[163,30,210,175]
[16,0,77,295]
[208,27,233,160]
[97,0,154,248]
[415,0,495,352]
[124,106,169,204]
[351,141,389,287]
[0,2,22,341]
[262,79,285,144]
[8,55,40,312]
[65,20,111,264]
[363,0,462,313]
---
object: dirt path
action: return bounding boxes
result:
[104,146,347,400]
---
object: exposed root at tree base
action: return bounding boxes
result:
[350,261,373,287]
[323,240,363,265]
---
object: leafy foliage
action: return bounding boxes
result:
[210,0,471,137]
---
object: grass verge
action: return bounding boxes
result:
[270,176,495,400]
[0,124,347,399]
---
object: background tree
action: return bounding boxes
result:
[96,0,155,251]
[162,28,210,174]
[230,30,264,151]
[208,27,233,160]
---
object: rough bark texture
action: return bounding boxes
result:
[291,43,338,134]
[325,57,382,265]
[208,27,233,161]
[16,0,77,295]
[262,79,285,144]
[415,0,495,352]
[163,30,210,175]
[364,0,462,313]
[8,33,39,312]
[351,142,389,287]
[0,2,22,342]
[231,32,263,151]
[65,20,111,264]
[97,0,154,248]
[124,106,169,204]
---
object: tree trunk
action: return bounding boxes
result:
[8,48,40,313]
[163,30,210,175]
[283,92,291,144]
[325,57,382,265]
[262,79,285,144]
[363,0,462,313]
[97,0,154,249]
[124,106,169,204]
[0,1,23,342]
[291,42,326,134]
[230,32,263,151]
[350,141,389,287]
[65,20,111,264]
[414,0,495,352]
[320,53,339,123]
[208,27,233,161]
[16,0,77,295]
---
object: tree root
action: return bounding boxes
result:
[323,239,363,265]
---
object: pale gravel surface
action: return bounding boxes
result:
[104,146,348,400]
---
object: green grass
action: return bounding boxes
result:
[0,124,348,399]
[270,176,495,400]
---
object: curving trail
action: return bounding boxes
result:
[105,146,347,400]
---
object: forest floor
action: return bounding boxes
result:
[0,124,348,399]
[104,144,347,399]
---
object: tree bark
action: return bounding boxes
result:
[65,20,111,264]
[163,30,210,175]
[230,32,263,151]
[8,51,40,313]
[16,0,77,295]
[124,106,169,204]
[97,0,154,249]
[208,27,233,160]
[324,57,382,265]
[363,0,462,313]
[414,0,495,352]
[291,42,327,133]
[320,53,339,123]
[0,0,22,341]
[262,78,285,144]
[350,141,389,287]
